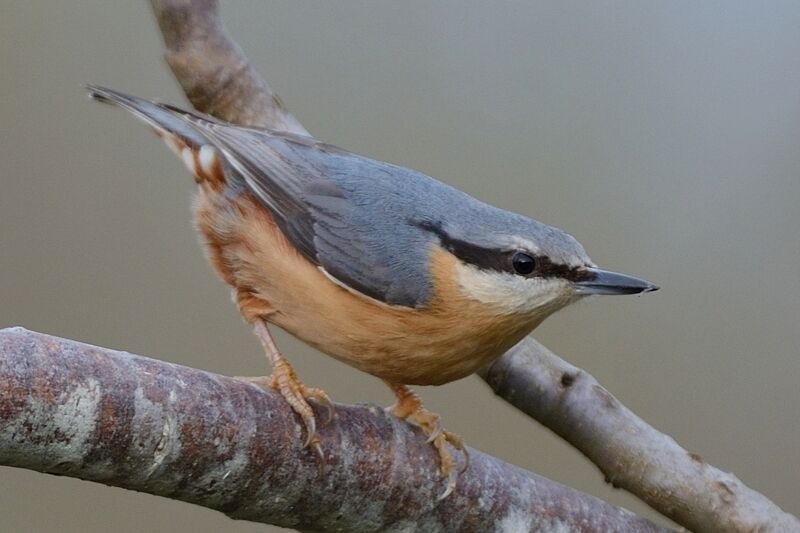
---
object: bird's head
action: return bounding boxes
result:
[421,210,658,320]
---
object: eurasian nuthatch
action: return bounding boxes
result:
[88,86,658,497]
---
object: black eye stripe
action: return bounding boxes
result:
[534,256,594,282]
[416,220,592,282]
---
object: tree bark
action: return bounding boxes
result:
[0,327,669,532]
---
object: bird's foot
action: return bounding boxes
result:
[387,384,469,499]
[243,321,335,473]
[239,369,334,471]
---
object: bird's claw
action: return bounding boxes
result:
[426,419,443,444]
[439,429,470,474]
[274,377,329,478]
[439,465,459,501]
[428,429,470,499]
[236,369,333,474]
[300,410,317,449]
[309,438,326,478]
[302,386,335,424]
[296,411,325,478]
[246,323,331,478]
[386,385,468,498]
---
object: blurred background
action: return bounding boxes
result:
[1,1,798,531]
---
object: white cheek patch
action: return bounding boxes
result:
[455,261,570,314]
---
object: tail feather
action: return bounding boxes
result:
[86,85,210,150]
[87,85,227,188]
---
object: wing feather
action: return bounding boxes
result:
[90,88,435,307]
[175,115,434,308]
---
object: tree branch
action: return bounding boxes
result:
[479,337,800,533]
[0,327,668,532]
[151,0,308,133]
[136,1,796,531]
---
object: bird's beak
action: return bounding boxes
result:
[575,267,659,295]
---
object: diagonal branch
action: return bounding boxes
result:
[151,0,308,133]
[145,1,797,532]
[0,327,668,532]
[479,338,800,533]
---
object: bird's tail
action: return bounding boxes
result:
[86,85,226,187]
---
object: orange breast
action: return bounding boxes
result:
[194,189,541,385]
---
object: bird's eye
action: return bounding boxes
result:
[511,252,536,275]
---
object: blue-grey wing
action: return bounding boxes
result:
[181,120,436,308]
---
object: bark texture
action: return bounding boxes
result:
[0,328,669,532]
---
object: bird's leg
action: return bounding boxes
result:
[385,382,469,498]
[242,320,334,462]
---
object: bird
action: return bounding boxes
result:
[87,85,658,498]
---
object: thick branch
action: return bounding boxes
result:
[479,338,800,533]
[147,1,799,532]
[0,328,666,532]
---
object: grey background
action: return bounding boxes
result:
[1,1,798,531]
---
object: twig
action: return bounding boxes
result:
[0,327,668,532]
